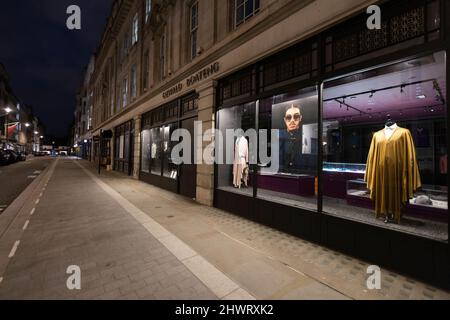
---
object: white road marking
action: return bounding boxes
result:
[39,192,43,197]
[23,220,30,230]
[8,241,20,258]
[0,277,3,285]
[35,199,40,205]
[28,175,37,179]
[30,208,35,215]
[33,171,41,174]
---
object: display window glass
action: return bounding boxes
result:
[217,102,256,197]
[150,127,162,175]
[257,87,319,210]
[162,123,179,179]
[322,51,448,241]
[141,129,151,173]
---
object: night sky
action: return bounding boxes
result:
[0,0,115,141]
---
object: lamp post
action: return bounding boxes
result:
[4,107,12,142]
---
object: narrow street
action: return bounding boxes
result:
[0,157,51,214]
[0,158,448,300]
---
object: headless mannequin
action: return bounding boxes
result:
[384,123,398,140]
[383,116,397,223]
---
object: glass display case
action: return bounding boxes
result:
[346,179,370,198]
[409,185,448,210]
[323,162,366,174]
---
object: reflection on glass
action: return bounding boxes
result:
[217,102,256,197]
[163,123,178,179]
[150,127,162,175]
[322,51,447,242]
[141,129,150,173]
[257,87,318,210]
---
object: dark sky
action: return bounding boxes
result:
[0,0,115,139]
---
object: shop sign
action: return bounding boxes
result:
[162,62,220,99]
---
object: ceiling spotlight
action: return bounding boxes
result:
[430,107,435,112]
[369,91,375,99]
[416,94,426,99]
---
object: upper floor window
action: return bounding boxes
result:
[145,0,152,23]
[143,50,150,90]
[130,65,137,99]
[160,33,166,80]
[235,0,260,27]
[132,14,139,45]
[190,2,199,59]
[122,78,128,108]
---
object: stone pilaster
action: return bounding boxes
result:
[196,81,215,207]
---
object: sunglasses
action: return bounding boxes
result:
[285,114,301,122]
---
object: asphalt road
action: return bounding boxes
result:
[0,156,52,214]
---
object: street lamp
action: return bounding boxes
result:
[25,123,31,127]
[3,107,12,141]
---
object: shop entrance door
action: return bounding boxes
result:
[179,117,197,199]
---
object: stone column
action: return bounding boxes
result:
[196,81,215,207]
[133,115,142,179]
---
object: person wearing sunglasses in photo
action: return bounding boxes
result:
[279,104,305,174]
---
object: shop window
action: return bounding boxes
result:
[322,51,447,241]
[119,134,124,159]
[256,87,319,211]
[162,123,179,179]
[150,127,162,175]
[217,102,256,197]
[141,129,151,173]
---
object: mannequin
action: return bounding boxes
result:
[384,115,397,141]
[365,117,421,224]
[232,134,249,188]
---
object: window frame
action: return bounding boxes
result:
[145,0,152,23]
[132,13,139,46]
[234,0,260,28]
[190,2,199,60]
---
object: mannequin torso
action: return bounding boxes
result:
[384,123,398,140]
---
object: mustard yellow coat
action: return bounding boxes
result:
[364,127,421,222]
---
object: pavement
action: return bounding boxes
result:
[0,158,448,300]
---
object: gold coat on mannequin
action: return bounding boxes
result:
[364,126,421,222]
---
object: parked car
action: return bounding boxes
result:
[0,149,11,165]
[17,151,27,161]
[1,149,18,164]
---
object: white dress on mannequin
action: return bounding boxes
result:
[233,136,249,188]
